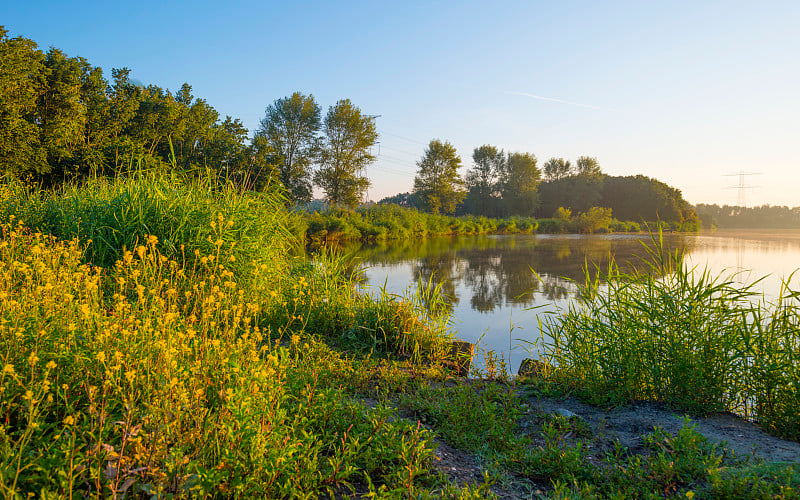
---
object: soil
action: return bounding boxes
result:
[525,394,800,463]
[351,378,800,498]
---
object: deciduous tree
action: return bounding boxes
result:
[413,139,465,215]
[256,92,321,204]
[499,152,540,216]
[464,145,504,215]
[543,157,572,181]
[314,99,378,208]
[576,155,602,176]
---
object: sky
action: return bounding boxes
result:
[3,0,799,206]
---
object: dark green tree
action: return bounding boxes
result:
[538,175,604,216]
[314,99,378,209]
[576,155,602,176]
[0,27,47,176]
[543,157,572,181]
[499,152,541,216]
[413,139,465,215]
[464,145,504,216]
[256,92,321,204]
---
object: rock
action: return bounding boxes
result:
[518,358,546,377]
[447,341,474,377]
[556,408,577,419]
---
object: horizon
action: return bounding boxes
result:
[3,1,799,207]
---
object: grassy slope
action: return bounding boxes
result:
[0,176,795,498]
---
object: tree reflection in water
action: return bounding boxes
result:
[340,234,691,313]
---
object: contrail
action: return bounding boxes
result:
[505,91,603,110]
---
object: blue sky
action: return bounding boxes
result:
[3,0,799,206]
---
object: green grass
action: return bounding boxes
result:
[0,175,794,497]
[299,204,664,244]
[0,175,483,497]
[540,230,800,440]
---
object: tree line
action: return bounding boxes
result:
[695,204,800,229]
[0,27,378,208]
[2,26,697,225]
[384,138,697,227]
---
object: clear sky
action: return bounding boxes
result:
[3,0,799,206]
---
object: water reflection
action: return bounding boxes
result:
[345,234,691,311]
[338,231,800,374]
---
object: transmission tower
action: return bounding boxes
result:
[724,171,761,208]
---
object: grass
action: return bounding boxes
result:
[298,204,664,245]
[539,230,800,440]
[0,176,481,497]
[0,175,796,498]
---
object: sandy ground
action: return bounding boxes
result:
[528,395,800,463]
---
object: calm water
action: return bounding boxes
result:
[344,230,800,373]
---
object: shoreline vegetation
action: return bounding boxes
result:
[297,204,692,247]
[1,27,798,497]
[0,174,798,498]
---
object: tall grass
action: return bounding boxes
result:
[540,232,800,440]
[0,175,475,496]
[0,173,294,277]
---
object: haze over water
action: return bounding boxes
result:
[349,230,800,373]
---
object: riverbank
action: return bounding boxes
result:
[297,204,692,245]
[0,176,796,497]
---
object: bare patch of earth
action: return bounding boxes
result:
[526,394,800,463]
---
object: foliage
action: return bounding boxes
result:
[600,175,697,224]
[499,152,541,217]
[575,156,602,176]
[300,204,545,243]
[463,145,504,217]
[538,175,604,216]
[540,231,800,439]
[0,27,48,177]
[0,28,256,185]
[0,174,291,281]
[255,92,321,204]
[543,157,573,181]
[0,174,795,497]
[0,175,490,497]
[695,203,800,229]
[413,139,466,215]
[314,99,378,209]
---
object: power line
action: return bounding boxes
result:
[378,129,430,147]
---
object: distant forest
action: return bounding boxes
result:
[2,26,700,229]
[382,169,698,226]
[695,204,800,229]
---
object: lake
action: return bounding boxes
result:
[344,230,800,374]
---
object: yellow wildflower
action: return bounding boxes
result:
[28,353,39,366]
[63,415,75,426]
[96,351,106,363]
[45,360,57,370]
[2,364,13,375]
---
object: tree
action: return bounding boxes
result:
[0,27,47,176]
[314,99,378,208]
[576,156,602,176]
[538,175,604,216]
[543,157,572,181]
[464,145,504,215]
[413,139,465,215]
[255,92,321,204]
[499,152,540,216]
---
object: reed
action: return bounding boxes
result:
[0,175,473,497]
[540,231,800,439]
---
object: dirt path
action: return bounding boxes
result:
[527,394,800,463]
